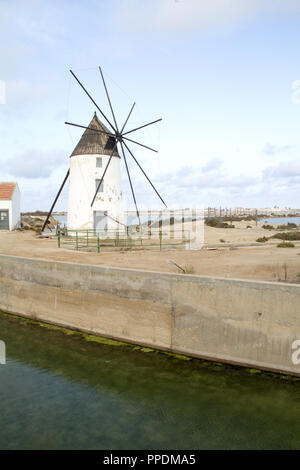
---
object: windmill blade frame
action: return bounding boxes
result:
[42,169,70,232]
[42,66,165,232]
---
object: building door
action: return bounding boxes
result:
[0,210,9,230]
[93,211,107,232]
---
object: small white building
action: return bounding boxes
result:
[67,113,123,232]
[0,182,21,230]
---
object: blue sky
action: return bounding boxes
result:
[1,0,300,211]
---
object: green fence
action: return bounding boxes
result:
[57,229,190,253]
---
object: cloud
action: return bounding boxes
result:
[117,0,300,36]
[4,149,66,178]
[263,161,300,179]
[145,160,258,208]
[262,143,293,156]
[128,156,300,208]
[202,158,223,172]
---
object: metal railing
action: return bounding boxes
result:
[57,228,190,253]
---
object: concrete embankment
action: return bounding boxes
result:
[0,254,300,376]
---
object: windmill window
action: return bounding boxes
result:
[96,157,102,168]
[95,179,104,193]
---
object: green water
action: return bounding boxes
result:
[0,313,300,450]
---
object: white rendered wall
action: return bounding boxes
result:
[11,185,21,229]
[0,185,20,230]
[67,153,123,231]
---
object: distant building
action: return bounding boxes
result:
[67,112,123,231]
[0,182,21,230]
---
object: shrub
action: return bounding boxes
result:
[277,223,298,230]
[205,218,219,227]
[167,259,195,274]
[183,265,196,274]
[262,224,274,230]
[223,215,264,222]
[21,210,48,216]
[277,242,295,248]
[205,218,235,228]
[256,237,268,243]
[220,239,225,243]
[272,231,300,241]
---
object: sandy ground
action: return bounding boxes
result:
[0,222,300,283]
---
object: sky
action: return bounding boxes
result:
[1,0,300,211]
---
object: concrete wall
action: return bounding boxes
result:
[0,254,300,376]
[67,153,123,231]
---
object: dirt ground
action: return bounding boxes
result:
[1,223,300,283]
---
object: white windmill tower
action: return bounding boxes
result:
[67,112,123,231]
[41,67,166,233]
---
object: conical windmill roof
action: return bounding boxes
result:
[70,112,119,157]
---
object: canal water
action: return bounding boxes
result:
[262,216,300,226]
[0,313,300,450]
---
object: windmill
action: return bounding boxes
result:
[42,67,167,232]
